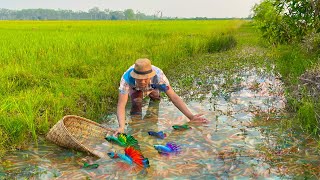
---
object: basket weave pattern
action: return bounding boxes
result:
[46,115,114,158]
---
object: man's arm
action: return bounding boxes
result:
[165,85,194,119]
[114,93,128,135]
[165,85,207,122]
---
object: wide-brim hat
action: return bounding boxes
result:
[130,58,156,79]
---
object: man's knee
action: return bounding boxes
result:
[149,91,160,101]
[131,97,143,115]
[132,97,143,104]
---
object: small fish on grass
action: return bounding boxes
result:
[82,162,99,169]
[172,124,192,130]
[154,142,181,155]
[148,131,167,139]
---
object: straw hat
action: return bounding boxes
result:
[130,58,156,79]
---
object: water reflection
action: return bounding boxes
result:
[0,68,319,179]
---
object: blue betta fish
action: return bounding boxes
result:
[153,142,181,154]
[148,131,167,139]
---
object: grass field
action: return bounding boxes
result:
[0,20,246,155]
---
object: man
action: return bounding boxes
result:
[114,58,208,135]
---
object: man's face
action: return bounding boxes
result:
[135,78,150,88]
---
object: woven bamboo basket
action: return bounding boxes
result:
[46,115,115,158]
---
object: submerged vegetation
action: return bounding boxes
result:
[253,0,320,137]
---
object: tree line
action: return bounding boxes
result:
[0,7,252,21]
[0,7,159,20]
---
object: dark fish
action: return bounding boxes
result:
[172,124,192,130]
[148,131,166,139]
[82,162,99,169]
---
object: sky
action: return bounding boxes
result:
[0,0,262,18]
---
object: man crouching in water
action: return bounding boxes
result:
[114,58,208,135]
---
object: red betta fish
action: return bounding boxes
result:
[108,146,149,168]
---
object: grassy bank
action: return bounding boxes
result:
[273,44,320,137]
[0,20,245,156]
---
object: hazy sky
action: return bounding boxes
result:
[0,0,261,18]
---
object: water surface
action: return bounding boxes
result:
[1,68,319,179]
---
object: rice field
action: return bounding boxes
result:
[0,20,245,156]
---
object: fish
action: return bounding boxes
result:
[118,133,141,150]
[108,146,150,168]
[105,136,126,147]
[82,162,99,169]
[107,152,120,159]
[105,133,141,150]
[172,124,192,130]
[153,142,181,154]
[147,131,167,139]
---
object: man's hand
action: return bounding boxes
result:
[189,114,208,123]
[113,127,125,136]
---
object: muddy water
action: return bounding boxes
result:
[1,68,319,179]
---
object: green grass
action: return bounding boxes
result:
[272,44,320,136]
[0,20,245,156]
[207,34,237,53]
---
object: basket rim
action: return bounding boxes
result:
[59,115,115,157]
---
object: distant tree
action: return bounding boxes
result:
[0,7,167,20]
[103,9,111,19]
[88,7,100,20]
[110,11,125,20]
[124,9,135,20]
[153,11,162,19]
[0,9,9,19]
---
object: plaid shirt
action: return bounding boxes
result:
[119,65,170,94]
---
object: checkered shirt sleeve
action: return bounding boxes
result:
[119,77,130,94]
[159,71,170,86]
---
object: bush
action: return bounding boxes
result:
[302,32,320,54]
[275,48,311,80]
[0,127,8,157]
[207,34,237,53]
[297,101,319,135]
[253,0,320,44]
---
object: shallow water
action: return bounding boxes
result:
[1,68,319,179]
